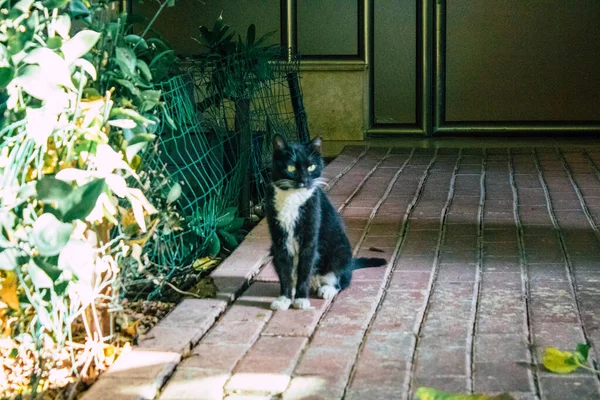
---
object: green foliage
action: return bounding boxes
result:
[0,0,178,395]
[195,14,279,112]
[191,203,247,258]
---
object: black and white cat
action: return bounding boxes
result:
[265,134,387,310]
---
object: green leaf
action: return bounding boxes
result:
[0,248,27,271]
[575,344,590,363]
[114,78,140,97]
[136,59,152,82]
[0,67,14,90]
[149,49,174,68]
[37,177,73,201]
[216,207,237,229]
[128,133,156,145]
[125,34,148,51]
[225,217,245,233]
[140,89,161,112]
[23,47,75,90]
[115,46,137,75]
[166,182,182,204]
[43,0,69,10]
[218,229,238,249]
[542,347,581,374]
[205,231,220,257]
[27,260,53,289]
[30,213,73,257]
[108,119,137,129]
[246,24,256,46]
[61,29,101,64]
[415,387,515,400]
[68,0,91,20]
[46,36,63,49]
[32,256,62,282]
[61,178,105,222]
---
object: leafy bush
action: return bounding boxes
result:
[0,0,177,396]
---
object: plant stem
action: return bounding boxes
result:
[137,0,169,43]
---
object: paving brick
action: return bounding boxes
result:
[474,334,530,363]
[283,376,345,400]
[370,290,425,332]
[226,336,308,395]
[473,362,534,393]
[160,368,229,400]
[262,298,329,337]
[159,299,227,328]
[345,386,405,400]
[390,271,432,290]
[137,326,206,355]
[186,344,250,371]
[411,375,469,394]
[414,335,468,376]
[255,261,278,282]
[437,263,477,282]
[532,322,587,363]
[538,375,600,400]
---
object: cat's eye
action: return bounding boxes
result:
[287,165,296,173]
[307,164,316,172]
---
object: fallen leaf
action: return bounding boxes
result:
[0,272,20,310]
[415,387,515,400]
[104,344,116,366]
[542,347,580,374]
[191,277,217,298]
[192,257,219,272]
[124,320,141,337]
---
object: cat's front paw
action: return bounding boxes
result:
[270,296,292,310]
[293,298,312,309]
[318,285,339,299]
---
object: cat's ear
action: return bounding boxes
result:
[273,134,287,152]
[309,136,322,154]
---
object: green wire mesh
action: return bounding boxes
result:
[128,51,305,299]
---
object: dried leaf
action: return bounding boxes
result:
[123,320,140,337]
[0,272,20,310]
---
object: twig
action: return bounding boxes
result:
[164,281,203,299]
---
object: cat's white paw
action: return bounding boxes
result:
[318,285,339,299]
[270,296,292,310]
[293,298,312,309]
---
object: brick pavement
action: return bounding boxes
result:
[84,146,600,400]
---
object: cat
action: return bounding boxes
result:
[265,134,387,310]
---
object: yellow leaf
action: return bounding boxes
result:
[543,347,580,373]
[0,272,20,310]
[104,344,116,366]
[124,320,140,337]
[415,387,515,400]
[193,257,219,272]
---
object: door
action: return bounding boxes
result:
[370,0,600,136]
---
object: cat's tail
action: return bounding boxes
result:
[352,257,387,270]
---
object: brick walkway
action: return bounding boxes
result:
[85,146,600,400]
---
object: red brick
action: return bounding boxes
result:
[473,362,535,393]
[538,375,600,400]
[160,368,229,400]
[255,261,278,282]
[262,298,329,337]
[186,343,249,372]
[390,271,432,290]
[226,336,308,395]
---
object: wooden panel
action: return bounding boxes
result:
[445,0,600,122]
[134,0,281,56]
[373,0,417,125]
[297,0,358,56]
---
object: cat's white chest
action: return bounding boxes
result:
[273,185,314,257]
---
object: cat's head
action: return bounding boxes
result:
[271,134,326,190]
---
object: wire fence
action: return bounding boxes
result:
[123,50,306,299]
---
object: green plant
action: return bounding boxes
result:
[0,0,177,396]
[191,203,246,258]
[195,14,278,113]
